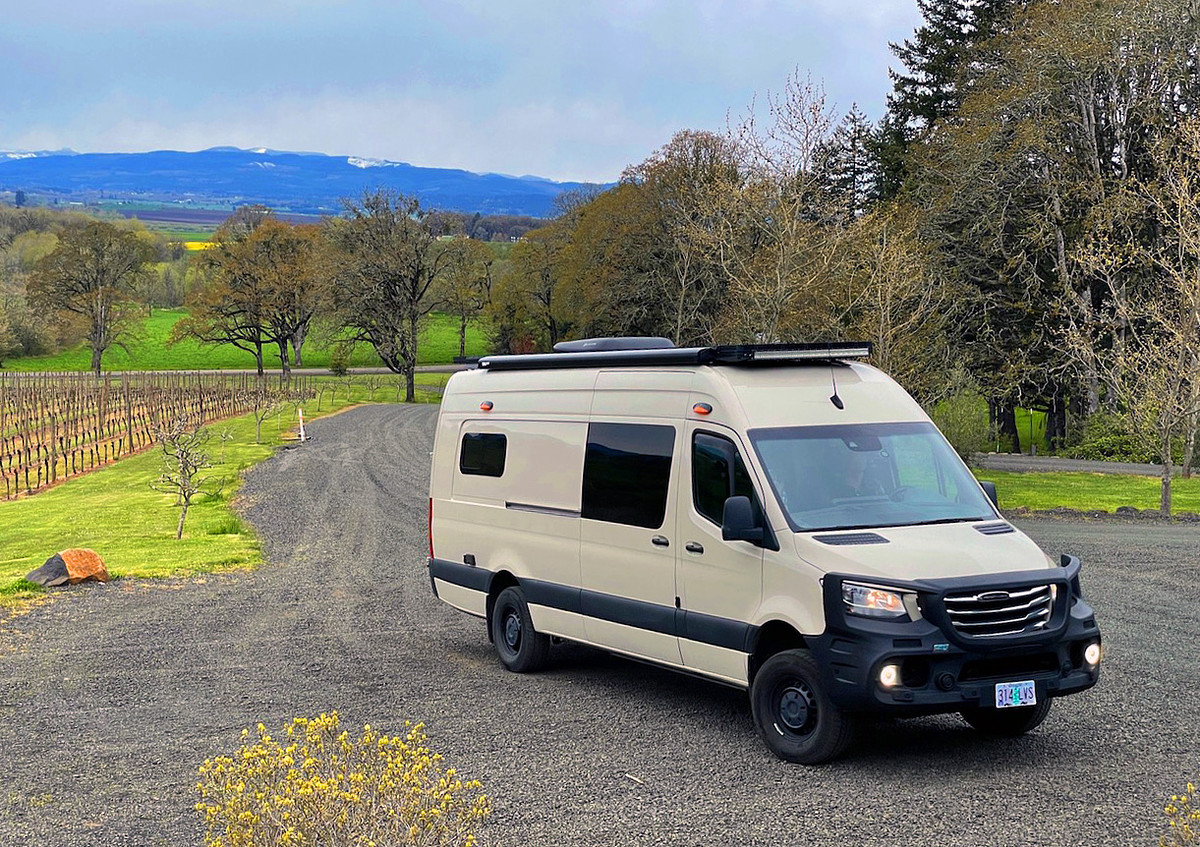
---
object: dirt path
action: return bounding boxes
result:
[1,404,1197,846]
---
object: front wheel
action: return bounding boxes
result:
[960,698,1052,736]
[490,586,550,673]
[750,649,855,765]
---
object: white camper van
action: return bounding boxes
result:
[427,339,1101,764]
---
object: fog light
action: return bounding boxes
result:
[1084,642,1102,666]
[879,664,901,688]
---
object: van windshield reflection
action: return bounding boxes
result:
[749,422,995,532]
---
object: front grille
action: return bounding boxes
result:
[959,652,1059,682]
[943,584,1053,638]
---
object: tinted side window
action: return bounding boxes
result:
[582,423,675,528]
[693,432,761,526]
[460,433,506,477]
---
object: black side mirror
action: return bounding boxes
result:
[980,480,998,508]
[722,495,764,544]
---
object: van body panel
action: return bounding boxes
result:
[526,604,587,640]
[722,363,927,430]
[792,522,1053,582]
[591,369,696,418]
[758,557,828,635]
[675,639,747,685]
[433,578,487,617]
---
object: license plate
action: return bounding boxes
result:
[995,680,1037,709]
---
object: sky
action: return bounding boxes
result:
[1,1,923,184]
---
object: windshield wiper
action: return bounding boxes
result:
[904,516,989,528]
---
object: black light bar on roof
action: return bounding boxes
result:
[709,342,873,362]
[476,341,872,372]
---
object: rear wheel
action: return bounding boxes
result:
[491,586,550,673]
[960,698,1052,736]
[750,649,854,764]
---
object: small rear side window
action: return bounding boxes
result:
[460,433,506,477]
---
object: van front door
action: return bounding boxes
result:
[676,425,766,684]
[579,421,682,665]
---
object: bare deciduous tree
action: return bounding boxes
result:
[151,416,217,539]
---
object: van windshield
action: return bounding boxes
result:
[749,422,996,532]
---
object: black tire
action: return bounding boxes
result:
[750,649,855,765]
[960,697,1052,736]
[491,586,550,673]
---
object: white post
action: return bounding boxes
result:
[298,408,306,443]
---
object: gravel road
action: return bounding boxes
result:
[1,403,1197,847]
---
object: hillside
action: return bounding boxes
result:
[0,148,608,218]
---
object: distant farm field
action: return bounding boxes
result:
[2,309,490,372]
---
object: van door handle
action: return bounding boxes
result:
[651,536,670,547]
[685,542,704,554]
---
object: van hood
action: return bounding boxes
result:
[792,521,1055,582]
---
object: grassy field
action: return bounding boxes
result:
[975,469,1200,514]
[0,375,446,606]
[3,309,489,372]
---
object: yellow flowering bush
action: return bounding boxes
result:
[196,712,489,847]
[1163,777,1200,847]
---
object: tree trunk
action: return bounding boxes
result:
[254,343,264,376]
[291,324,306,368]
[91,345,103,377]
[993,400,1019,453]
[406,313,419,402]
[176,501,189,539]
[459,314,467,358]
[1161,432,1173,516]
[277,340,291,379]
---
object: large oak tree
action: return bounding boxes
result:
[28,220,153,375]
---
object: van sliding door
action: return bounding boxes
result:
[579,421,683,665]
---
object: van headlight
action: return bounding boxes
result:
[842,582,910,620]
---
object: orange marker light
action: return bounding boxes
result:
[480,401,494,411]
[692,403,713,416]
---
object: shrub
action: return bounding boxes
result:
[196,712,489,847]
[1062,412,1155,463]
[329,345,351,377]
[929,386,991,465]
[1163,776,1199,846]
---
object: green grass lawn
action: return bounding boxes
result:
[975,469,1200,514]
[0,376,446,606]
[3,310,489,372]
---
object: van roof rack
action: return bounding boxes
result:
[477,341,872,372]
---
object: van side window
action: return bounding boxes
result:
[582,423,675,529]
[460,433,507,477]
[693,432,761,526]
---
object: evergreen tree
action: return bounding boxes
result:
[890,1,1023,132]
[816,105,876,220]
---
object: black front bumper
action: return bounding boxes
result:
[809,556,1101,715]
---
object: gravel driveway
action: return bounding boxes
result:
[1,403,1197,846]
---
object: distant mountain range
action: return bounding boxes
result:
[0,147,609,218]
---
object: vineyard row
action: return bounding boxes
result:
[0,372,311,500]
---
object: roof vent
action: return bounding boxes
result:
[553,337,676,353]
